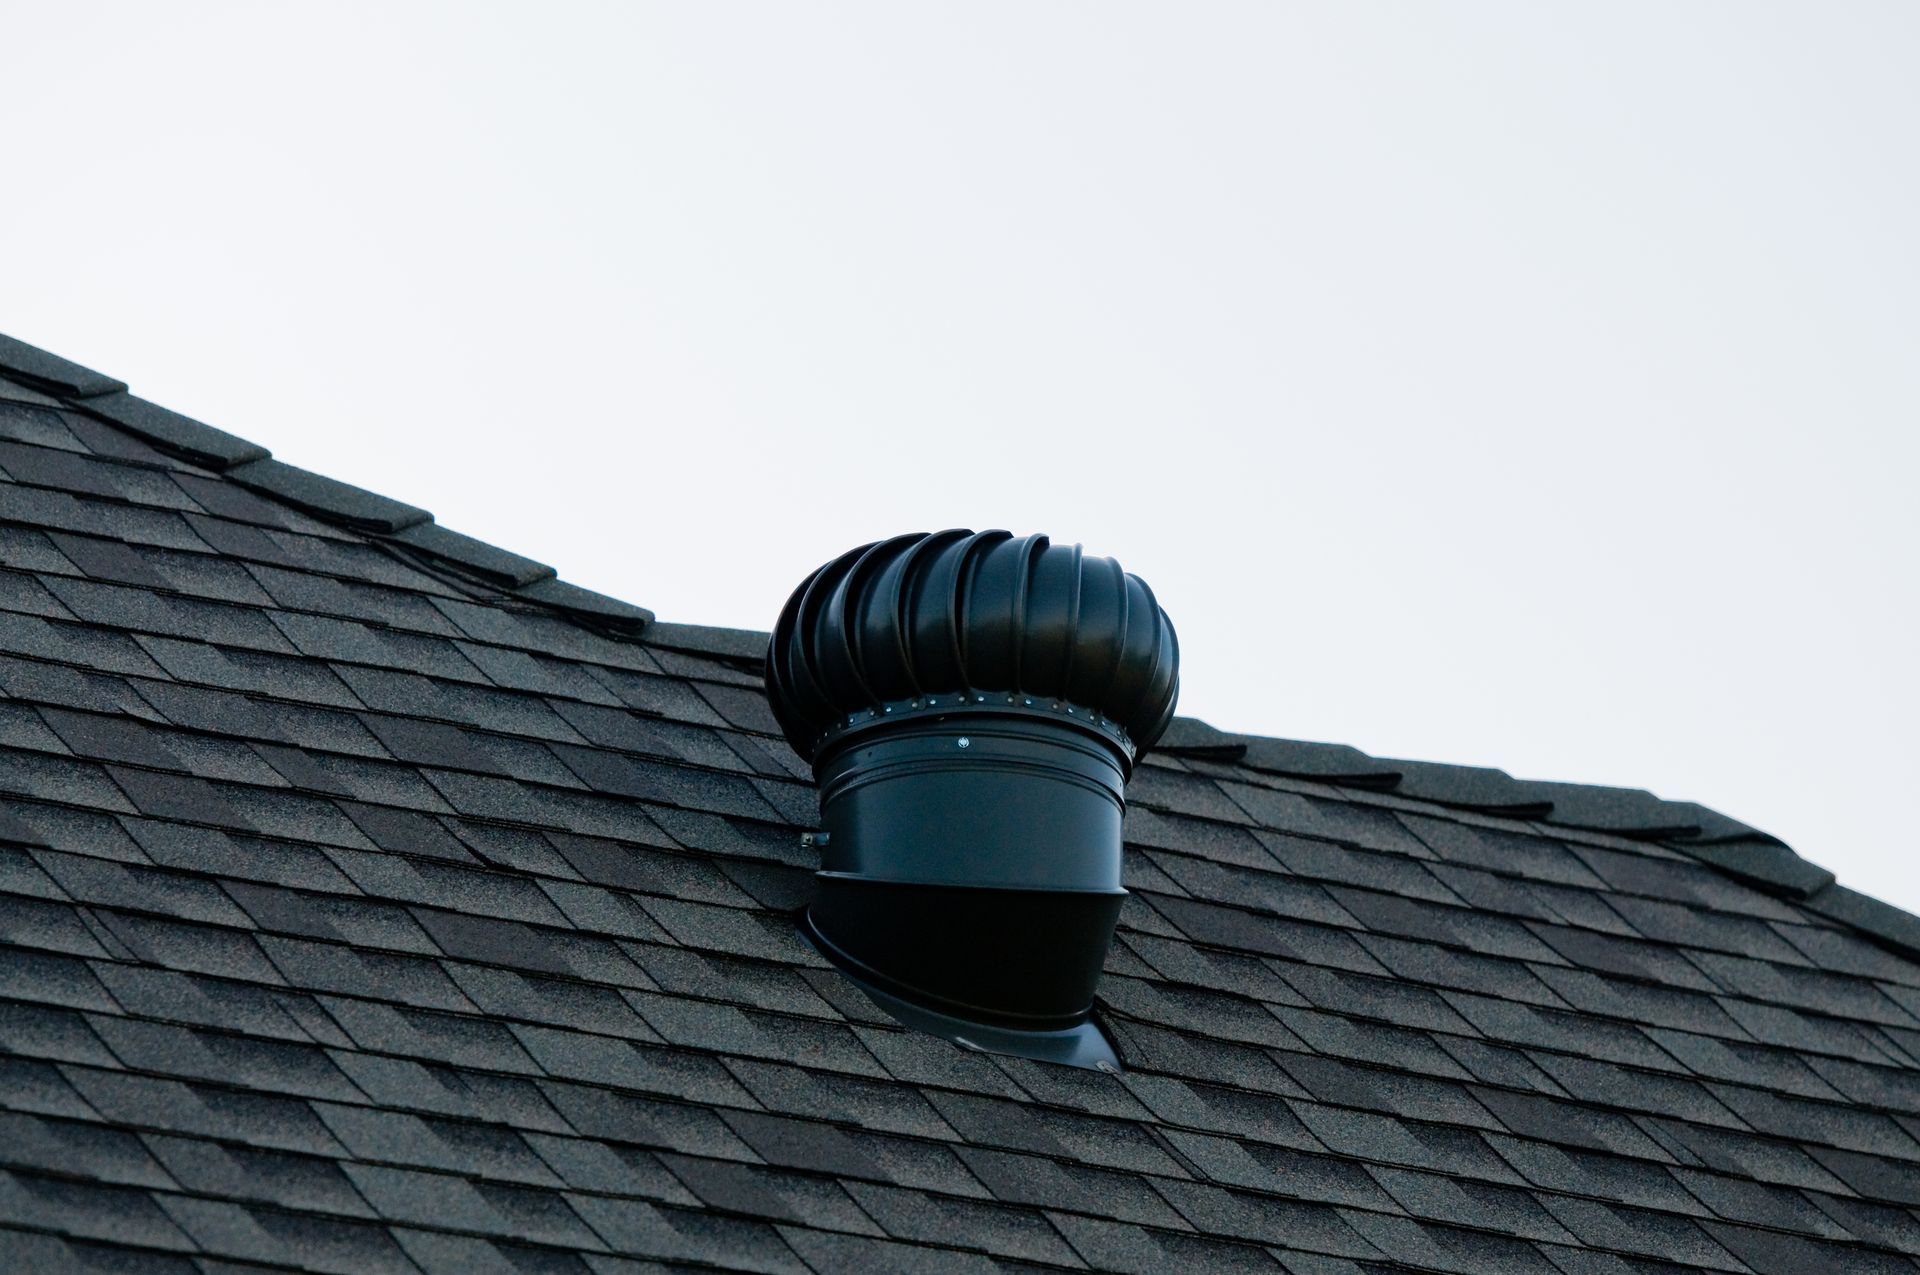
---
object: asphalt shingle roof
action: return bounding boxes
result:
[2,331,1918,1272]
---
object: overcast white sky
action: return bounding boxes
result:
[7,4,1918,913]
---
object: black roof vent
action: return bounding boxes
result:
[767,530,1179,1069]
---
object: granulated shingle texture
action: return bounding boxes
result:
[2,336,1919,1272]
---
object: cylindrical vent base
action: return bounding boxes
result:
[806,712,1130,1030]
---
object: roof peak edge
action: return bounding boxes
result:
[0,330,652,635]
[1156,714,1920,966]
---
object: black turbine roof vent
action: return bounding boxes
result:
[767,530,1179,1069]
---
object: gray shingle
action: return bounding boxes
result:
[515,1025,754,1105]
[1367,1166,1575,1244]
[1336,1211,1554,1274]
[640,948,834,1019]
[1441,992,1680,1072]
[181,479,324,532]
[514,578,653,629]
[523,1133,699,1205]
[412,907,577,974]
[1165,1129,1397,1209]
[359,711,583,787]
[0,654,160,721]
[546,834,755,907]
[853,1024,1032,1098]
[0,403,87,452]
[0,1169,193,1252]
[2,947,118,1012]
[1526,1052,1743,1127]
[1291,1102,1521,1183]
[78,393,265,468]
[0,698,70,756]
[0,1111,174,1187]
[537,881,675,942]
[1805,1192,1920,1254]
[60,1066,347,1155]
[224,882,437,952]
[142,1133,371,1215]
[1528,964,1746,1037]
[1701,1219,1915,1275]
[537,1079,757,1161]
[923,1093,1186,1177]
[1486,1135,1709,1213]
[0,897,115,960]
[1150,1179,1381,1257]
[98,908,259,974]
[955,1144,1191,1230]
[1804,1144,1920,1205]
[0,335,128,396]
[1471,1086,1672,1160]
[0,749,137,812]
[565,1196,801,1270]
[45,575,297,651]
[85,1015,363,1100]
[1669,1165,1852,1238]
[1536,1197,1740,1270]
[1646,1029,1852,1100]
[137,636,366,706]
[0,1055,99,1119]
[0,1229,192,1275]
[321,997,542,1073]
[777,1226,1001,1275]
[450,965,658,1039]
[844,1179,1080,1263]
[225,458,430,533]
[103,765,256,829]
[0,571,75,621]
[1269,1003,1476,1079]
[328,1052,570,1132]
[0,440,199,507]
[1280,1053,1498,1129]
[156,1193,419,1274]
[334,852,571,927]
[390,521,556,587]
[88,966,312,1040]
[0,999,118,1066]
[33,850,252,927]
[1644,1119,1852,1195]
[390,1229,564,1275]
[664,1154,881,1236]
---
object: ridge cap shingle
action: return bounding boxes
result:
[0,329,653,634]
[1156,715,1908,962]
[0,332,128,398]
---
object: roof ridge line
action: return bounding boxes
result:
[1158,715,1773,842]
[1156,715,1920,967]
[0,331,652,635]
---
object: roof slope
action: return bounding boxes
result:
[1,333,1918,1274]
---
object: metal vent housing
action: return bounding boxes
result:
[766,530,1179,1068]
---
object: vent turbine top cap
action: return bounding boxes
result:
[767,530,1179,767]
[766,531,1179,1071]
